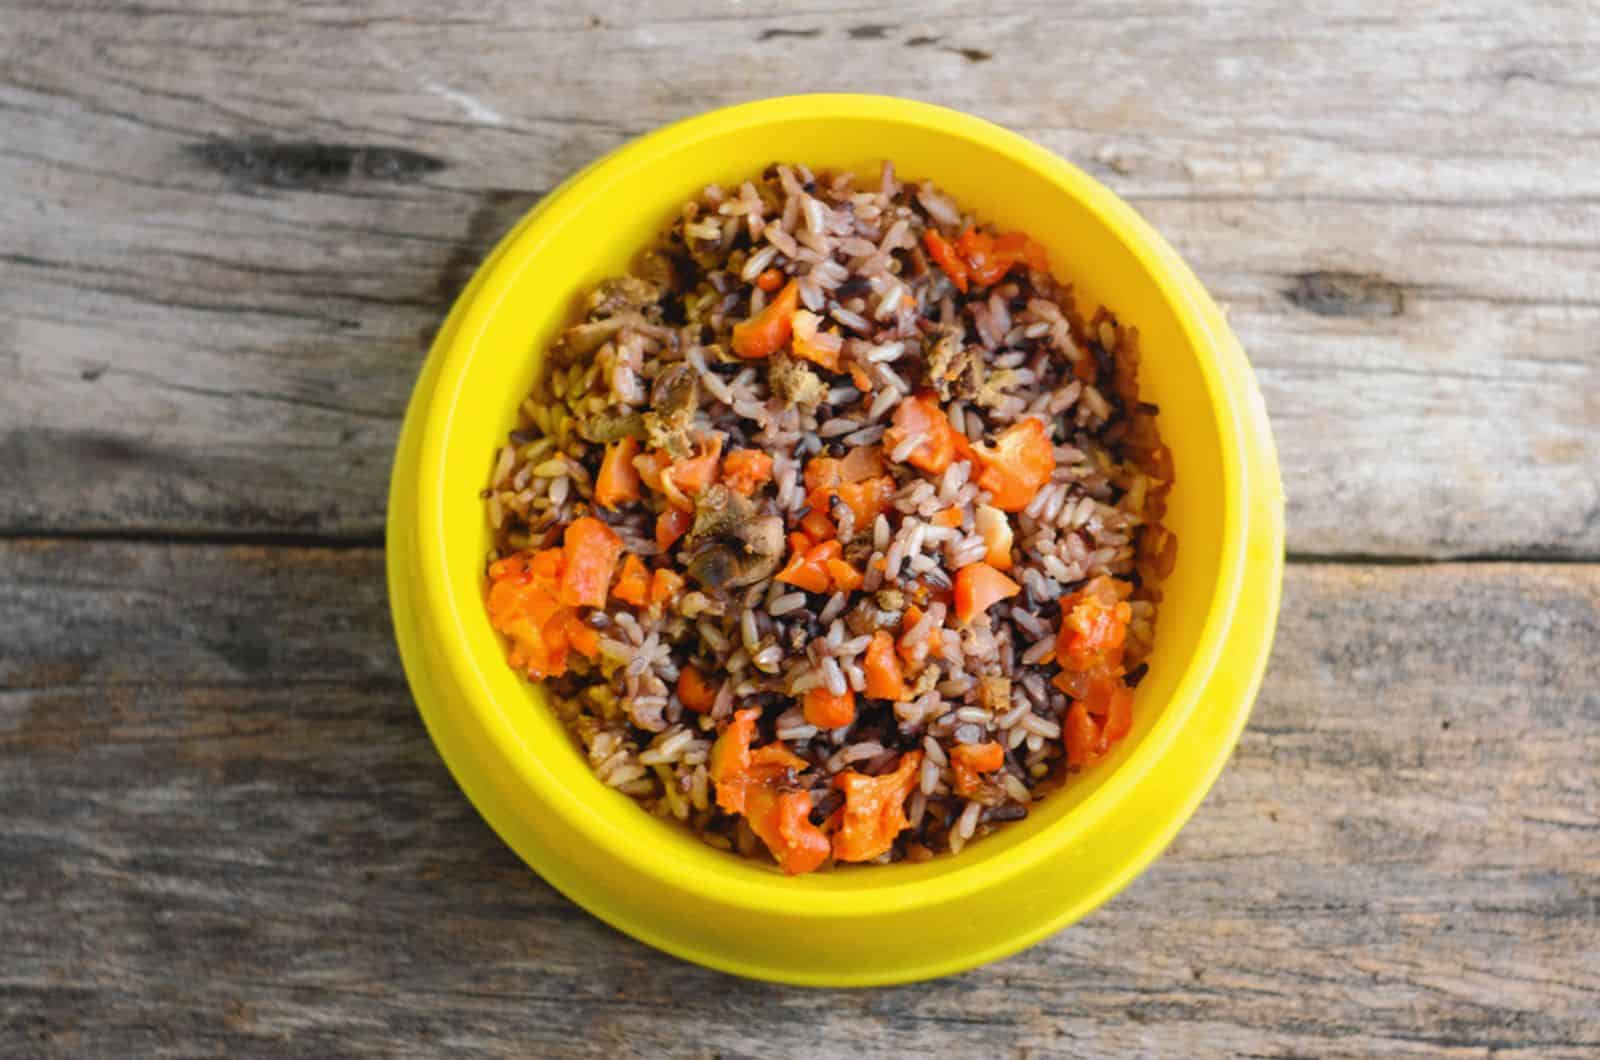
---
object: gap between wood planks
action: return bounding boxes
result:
[0,528,1595,566]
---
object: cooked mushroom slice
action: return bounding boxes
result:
[683,484,785,592]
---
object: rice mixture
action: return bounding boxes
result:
[483,162,1176,874]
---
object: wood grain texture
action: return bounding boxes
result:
[1,1,1596,554]
[3,540,1595,1058]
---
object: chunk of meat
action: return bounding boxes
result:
[642,362,698,459]
[768,352,827,408]
[583,276,660,320]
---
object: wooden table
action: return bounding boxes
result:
[3,3,1596,1056]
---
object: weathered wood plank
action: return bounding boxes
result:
[2,541,1596,1057]
[1,2,1596,554]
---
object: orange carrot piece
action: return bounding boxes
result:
[973,417,1055,512]
[863,630,908,701]
[825,558,864,592]
[933,506,962,528]
[831,751,922,863]
[950,741,1004,796]
[791,309,841,371]
[665,434,722,498]
[953,562,1020,624]
[677,666,718,713]
[755,267,784,292]
[648,567,684,607]
[1054,575,1133,672]
[654,507,692,551]
[558,517,622,609]
[803,686,857,729]
[922,229,969,292]
[896,604,943,666]
[731,279,800,359]
[595,436,642,510]
[722,448,774,495]
[799,508,835,542]
[883,392,960,474]
[709,708,760,814]
[612,553,650,607]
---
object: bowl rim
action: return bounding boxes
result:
[408,94,1251,916]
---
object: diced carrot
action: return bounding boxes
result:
[849,363,874,393]
[897,604,943,666]
[648,567,684,607]
[863,630,908,701]
[839,477,896,528]
[800,508,835,542]
[487,549,571,679]
[745,787,830,875]
[803,450,895,529]
[1064,701,1102,767]
[1054,575,1133,672]
[825,558,864,592]
[803,686,857,729]
[770,790,831,875]
[809,539,843,564]
[655,507,692,551]
[883,392,960,474]
[664,434,723,499]
[955,227,1049,287]
[732,279,799,359]
[566,613,600,660]
[1061,678,1133,768]
[711,708,821,869]
[953,562,1021,624]
[950,741,1005,797]
[677,666,718,713]
[973,417,1055,512]
[755,267,784,292]
[831,751,922,863]
[633,449,671,495]
[791,309,841,372]
[1101,682,1134,743]
[788,530,814,555]
[839,445,885,481]
[933,506,962,529]
[612,553,650,607]
[956,227,1004,287]
[709,708,760,813]
[558,517,622,609]
[974,504,1014,571]
[595,436,641,510]
[722,449,774,496]
[776,548,831,594]
[922,229,969,293]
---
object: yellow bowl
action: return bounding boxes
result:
[388,95,1284,986]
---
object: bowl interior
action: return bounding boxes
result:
[419,100,1235,900]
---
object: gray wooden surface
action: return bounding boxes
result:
[1,2,1596,1056]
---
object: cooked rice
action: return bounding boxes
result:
[483,161,1176,873]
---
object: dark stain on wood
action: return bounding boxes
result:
[80,365,106,382]
[757,27,822,41]
[183,140,448,190]
[431,188,547,308]
[907,35,942,47]
[1285,270,1407,317]
[944,46,993,63]
[848,24,891,40]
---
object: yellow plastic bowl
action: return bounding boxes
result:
[388,95,1284,986]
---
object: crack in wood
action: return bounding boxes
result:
[183,140,448,190]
